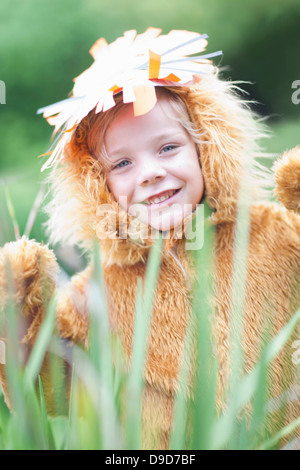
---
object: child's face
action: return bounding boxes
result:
[103,96,204,231]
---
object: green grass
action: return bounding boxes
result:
[1,234,299,449]
[0,160,300,450]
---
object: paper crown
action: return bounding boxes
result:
[37,27,222,171]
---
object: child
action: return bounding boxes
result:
[0,28,300,449]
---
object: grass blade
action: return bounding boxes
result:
[124,234,163,449]
[3,186,20,241]
[25,295,57,385]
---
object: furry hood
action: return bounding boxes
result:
[45,72,272,266]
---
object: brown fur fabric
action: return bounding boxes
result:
[274,145,300,213]
[0,73,300,449]
[0,237,59,408]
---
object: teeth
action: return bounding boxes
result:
[146,189,177,205]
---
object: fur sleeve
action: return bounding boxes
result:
[0,238,92,407]
[0,236,92,347]
[56,265,93,346]
[0,237,59,408]
[274,146,300,214]
[0,237,58,346]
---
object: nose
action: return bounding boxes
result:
[137,163,167,186]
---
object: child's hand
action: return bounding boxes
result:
[0,237,58,347]
[274,146,300,214]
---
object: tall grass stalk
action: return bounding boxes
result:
[3,186,20,240]
[0,184,300,450]
[124,234,163,449]
[24,183,47,239]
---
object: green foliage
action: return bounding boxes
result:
[1,0,299,242]
[0,0,300,450]
[1,0,300,172]
[0,199,300,450]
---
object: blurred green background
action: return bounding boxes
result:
[1,0,300,247]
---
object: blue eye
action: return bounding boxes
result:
[114,160,131,169]
[161,145,176,153]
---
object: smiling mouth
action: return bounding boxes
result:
[144,189,180,206]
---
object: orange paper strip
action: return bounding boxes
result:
[133,85,157,116]
[160,73,181,82]
[63,123,78,133]
[89,38,108,59]
[38,151,52,158]
[149,49,161,79]
[109,85,123,94]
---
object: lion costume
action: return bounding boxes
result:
[0,29,300,449]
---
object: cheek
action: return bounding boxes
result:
[106,175,134,208]
[105,174,116,196]
[186,164,205,207]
